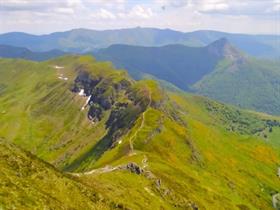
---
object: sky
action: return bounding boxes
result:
[0,0,279,35]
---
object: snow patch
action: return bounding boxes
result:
[81,95,92,111]
[54,65,64,69]
[58,76,68,81]
[78,89,85,96]
[85,95,91,104]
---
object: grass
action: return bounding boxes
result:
[1,55,280,209]
[0,138,117,210]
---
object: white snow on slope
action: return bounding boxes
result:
[78,89,85,96]
[58,76,68,81]
[81,95,92,111]
[54,65,64,69]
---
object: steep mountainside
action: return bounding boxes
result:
[0,138,118,209]
[192,57,280,115]
[0,44,66,61]
[94,38,240,90]
[0,27,279,58]
[94,39,280,115]
[1,56,280,209]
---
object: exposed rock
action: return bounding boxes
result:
[155,179,161,188]
[113,79,132,91]
[191,203,199,210]
[273,193,280,209]
[106,103,128,128]
[123,162,144,175]
[144,170,156,179]
[72,71,100,96]
[88,104,102,121]
[70,69,152,160]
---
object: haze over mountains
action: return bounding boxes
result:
[94,38,240,89]
[0,44,66,61]
[0,27,279,58]
[1,26,280,209]
[1,31,280,116]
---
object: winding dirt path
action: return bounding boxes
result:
[70,90,152,176]
[71,165,119,177]
[142,155,148,169]
[129,90,152,155]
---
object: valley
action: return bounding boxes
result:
[1,1,280,209]
[94,38,280,116]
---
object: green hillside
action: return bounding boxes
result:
[193,58,280,115]
[94,38,238,90]
[1,56,280,209]
[94,39,280,116]
[0,44,66,61]
[0,138,117,209]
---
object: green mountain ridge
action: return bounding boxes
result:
[94,38,236,90]
[1,55,280,209]
[0,44,66,61]
[192,57,280,115]
[94,40,280,116]
[0,27,279,58]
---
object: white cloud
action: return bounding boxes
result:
[117,5,153,19]
[272,0,280,11]
[128,5,153,19]
[199,0,229,12]
[54,8,75,15]
[0,0,279,34]
[91,8,116,19]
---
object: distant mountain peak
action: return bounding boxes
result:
[206,38,243,61]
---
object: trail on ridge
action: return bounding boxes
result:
[70,89,152,176]
[129,90,152,155]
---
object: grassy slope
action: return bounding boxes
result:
[0,44,66,61]
[94,43,221,90]
[95,42,280,116]
[193,58,280,115]
[0,57,106,168]
[83,91,280,210]
[0,56,138,170]
[0,56,280,209]
[0,138,118,210]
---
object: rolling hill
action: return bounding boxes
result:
[0,44,66,61]
[0,27,279,58]
[94,38,242,90]
[94,39,280,116]
[192,57,280,115]
[0,55,280,209]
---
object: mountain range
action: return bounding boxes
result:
[1,55,280,209]
[0,27,279,58]
[1,26,280,209]
[1,36,280,116]
[0,44,66,61]
[94,38,280,116]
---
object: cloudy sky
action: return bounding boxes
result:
[0,0,279,34]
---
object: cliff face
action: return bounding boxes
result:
[69,65,155,159]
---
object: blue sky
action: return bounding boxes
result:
[0,0,279,34]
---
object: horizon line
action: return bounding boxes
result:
[1,26,279,36]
